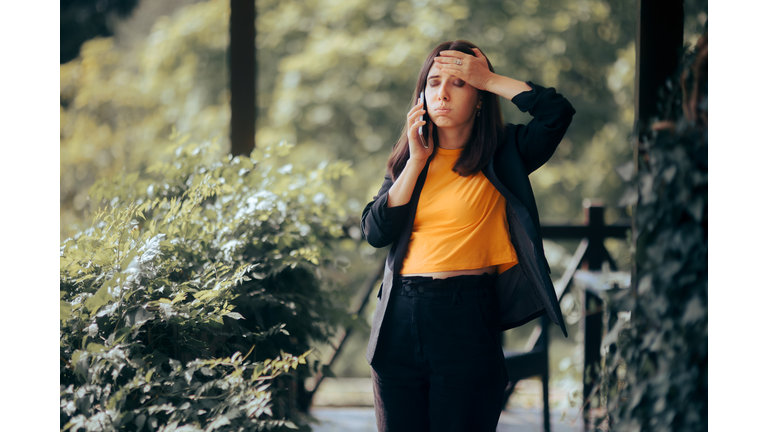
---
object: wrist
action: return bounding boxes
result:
[482,72,499,92]
[406,157,427,171]
[485,75,531,101]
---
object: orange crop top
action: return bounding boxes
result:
[400,146,519,275]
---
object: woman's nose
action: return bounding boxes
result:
[437,83,449,101]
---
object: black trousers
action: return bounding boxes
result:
[370,273,509,432]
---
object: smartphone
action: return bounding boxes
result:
[418,91,429,148]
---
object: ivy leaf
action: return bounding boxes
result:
[124,307,154,328]
[617,186,638,207]
[615,160,635,181]
[109,327,132,346]
[205,416,230,432]
[682,296,705,324]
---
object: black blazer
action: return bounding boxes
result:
[361,81,576,364]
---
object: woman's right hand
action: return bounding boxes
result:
[406,99,433,164]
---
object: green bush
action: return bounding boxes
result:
[60,136,354,431]
[598,32,708,431]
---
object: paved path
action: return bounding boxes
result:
[310,407,584,432]
[309,378,586,431]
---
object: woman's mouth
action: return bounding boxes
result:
[433,108,451,114]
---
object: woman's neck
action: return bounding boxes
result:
[436,123,474,150]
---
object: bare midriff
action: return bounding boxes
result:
[401,265,497,280]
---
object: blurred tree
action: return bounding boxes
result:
[61,0,140,63]
[60,0,231,238]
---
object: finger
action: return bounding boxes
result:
[471,47,486,59]
[407,105,424,120]
[411,119,425,131]
[434,63,466,76]
[409,120,426,139]
[408,108,426,122]
[433,56,463,64]
[407,112,426,130]
[435,61,461,70]
[435,59,469,70]
[438,50,468,59]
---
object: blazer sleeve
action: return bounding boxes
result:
[360,172,410,248]
[510,81,576,174]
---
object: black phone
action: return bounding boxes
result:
[418,91,429,148]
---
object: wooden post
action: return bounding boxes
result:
[540,315,551,432]
[632,0,684,298]
[229,0,256,156]
[635,0,684,133]
[581,290,602,431]
[580,202,609,431]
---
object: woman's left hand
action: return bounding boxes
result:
[433,48,495,91]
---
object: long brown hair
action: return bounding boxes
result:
[386,40,505,180]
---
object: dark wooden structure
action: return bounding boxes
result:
[633,0,685,298]
[502,202,629,432]
[635,0,684,130]
[229,0,256,156]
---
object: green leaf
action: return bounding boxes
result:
[87,343,107,353]
[205,416,231,432]
[60,300,73,323]
[112,327,132,345]
[85,285,114,318]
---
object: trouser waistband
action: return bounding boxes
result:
[394,273,497,299]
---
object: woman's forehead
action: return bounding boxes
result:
[426,64,455,80]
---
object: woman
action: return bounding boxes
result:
[360,40,575,432]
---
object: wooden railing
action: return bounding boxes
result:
[504,201,630,431]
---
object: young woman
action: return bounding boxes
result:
[360,40,576,432]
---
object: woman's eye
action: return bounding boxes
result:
[428,81,439,87]
[453,80,465,87]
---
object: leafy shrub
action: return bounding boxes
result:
[599,33,708,431]
[60,136,354,431]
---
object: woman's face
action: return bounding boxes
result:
[424,62,481,132]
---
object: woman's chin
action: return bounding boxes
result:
[432,119,470,130]
[431,118,453,128]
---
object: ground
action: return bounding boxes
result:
[309,377,586,431]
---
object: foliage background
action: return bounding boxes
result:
[60,0,708,407]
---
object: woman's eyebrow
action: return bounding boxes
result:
[427,75,441,80]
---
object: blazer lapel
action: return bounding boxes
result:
[482,156,539,245]
[366,160,431,363]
